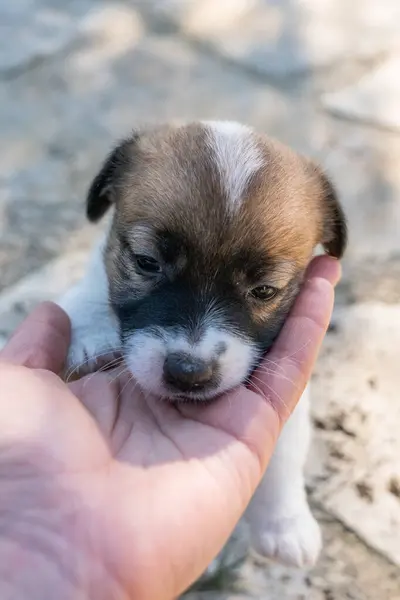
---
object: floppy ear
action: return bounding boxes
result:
[86,135,139,222]
[318,170,347,258]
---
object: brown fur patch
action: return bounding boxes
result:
[94,122,343,319]
[111,125,319,258]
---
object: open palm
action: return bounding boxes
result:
[0,256,339,600]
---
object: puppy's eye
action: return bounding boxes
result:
[135,255,162,274]
[249,285,278,301]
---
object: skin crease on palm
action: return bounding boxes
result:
[0,255,340,600]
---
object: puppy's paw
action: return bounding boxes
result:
[64,329,121,380]
[58,285,121,379]
[249,506,322,568]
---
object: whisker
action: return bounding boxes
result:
[99,355,124,371]
[107,364,132,387]
[270,338,312,366]
[245,376,290,415]
[257,356,287,374]
[83,355,125,387]
[244,377,264,400]
[251,368,298,388]
[117,373,139,403]
[65,347,124,382]
[263,381,290,414]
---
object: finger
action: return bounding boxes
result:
[305,254,342,285]
[0,302,71,372]
[249,256,339,422]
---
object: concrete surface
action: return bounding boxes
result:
[1,1,400,598]
[309,303,400,566]
[147,0,400,76]
[322,55,400,132]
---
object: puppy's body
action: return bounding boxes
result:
[60,121,346,568]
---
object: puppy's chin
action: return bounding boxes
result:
[122,327,260,403]
[126,373,241,404]
[151,387,225,404]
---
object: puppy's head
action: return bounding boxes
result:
[88,121,346,400]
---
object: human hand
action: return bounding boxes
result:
[0,255,340,600]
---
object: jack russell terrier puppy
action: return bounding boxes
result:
[59,121,347,568]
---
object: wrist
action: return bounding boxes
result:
[0,527,88,600]
[0,480,91,600]
[0,508,125,600]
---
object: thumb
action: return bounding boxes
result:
[0,302,71,373]
[249,255,341,423]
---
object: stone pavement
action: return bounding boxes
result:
[1,1,400,598]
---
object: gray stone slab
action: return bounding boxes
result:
[0,250,86,348]
[309,302,400,566]
[323,55,400,132]
[145,0,400,76]
[0,224,101,347]
[322,126,400,306]
[0,0,95,73]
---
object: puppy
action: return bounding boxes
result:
[59,121,346,568]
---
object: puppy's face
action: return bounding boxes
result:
[87,122,346,400]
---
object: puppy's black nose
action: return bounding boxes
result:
[163,353,215,392]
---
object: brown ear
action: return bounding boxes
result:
[318,170,347,258]
[86,134,139,222]
[303,157,347,259]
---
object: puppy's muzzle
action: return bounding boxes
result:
[163,352,216,393]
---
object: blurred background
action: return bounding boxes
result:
[1,1,399,598]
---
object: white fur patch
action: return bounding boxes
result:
[204,120,264,212]
[246,386,322,567]
[58,229,121,376]
[125,326,257,400]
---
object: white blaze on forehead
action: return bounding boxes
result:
[203,120,264,212]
